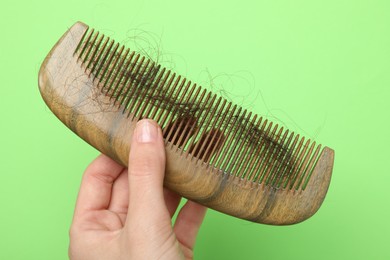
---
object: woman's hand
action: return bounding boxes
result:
[69,119,207,260]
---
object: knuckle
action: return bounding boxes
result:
[68,224,80,238]
[129,157,160,176]
[129,149,165,177]
[84,169,117,184]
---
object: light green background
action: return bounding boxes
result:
[1,0,389,259]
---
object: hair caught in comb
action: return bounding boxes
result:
[39,22,334,225]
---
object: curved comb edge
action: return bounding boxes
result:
[164,146,334,225]
[38,21,133,166]
[253,147,334,225]
[38,22,89,105]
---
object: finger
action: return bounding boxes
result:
[74,154,125,218]
[173,200,207,250]
[126,119,168,222]
[108,169,129,218]
[163,188,182,217]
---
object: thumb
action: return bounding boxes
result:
[127,119,168,221]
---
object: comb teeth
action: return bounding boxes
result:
[74,27,323,190]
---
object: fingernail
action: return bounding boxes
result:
[136,120,158,143]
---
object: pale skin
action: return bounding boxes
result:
[69,119,207,260]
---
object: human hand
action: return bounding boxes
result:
[69,119,207,260]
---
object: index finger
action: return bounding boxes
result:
[73,154,125,219]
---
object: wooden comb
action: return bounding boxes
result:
[38,22,334,225]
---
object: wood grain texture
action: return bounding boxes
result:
[38,22,334,225]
